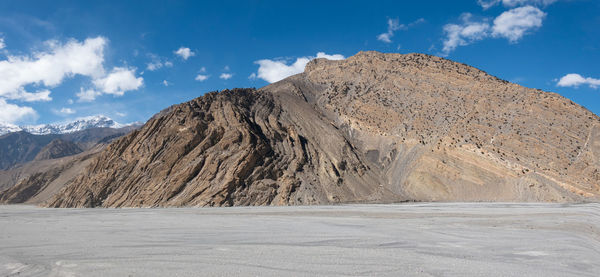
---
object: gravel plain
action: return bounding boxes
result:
[1,203,599,276]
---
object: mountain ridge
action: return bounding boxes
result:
[6,51,597,207]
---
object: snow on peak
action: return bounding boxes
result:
[0,115,127,136]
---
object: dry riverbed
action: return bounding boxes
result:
[1,203,599,276]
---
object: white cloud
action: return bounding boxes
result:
[0,37,106,101]
[491,6,546,42]
[557,74,600,89]
[219,73,232,80]
[174,47,194,60]
[4,89,52,102]
[248,73,257,80]
[0,98,37,124]
[255,57,310,83]
[54,107,75,115]
[199,66,206,73]
[478,0,501,9]
[478,0,557,9]
[77,67,143,102]
[0,36,144,124]
[254,52,345,83]
[0,37,4,49]
[162,80,169,86]
[92,67,143,96]
[195,74,209,81]
[441,6,545,54]
[442,13,490,55]
[67,99,73,104]
[224,65,230,71]
[115,112,126,117]
[377,18,424,43]
[316,52,345,60]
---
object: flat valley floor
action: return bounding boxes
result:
[1,203,599,276]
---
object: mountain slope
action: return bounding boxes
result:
[0,146,103,204]
[0,132,59,171]
[44,52,600,207]
[34,139,83,161]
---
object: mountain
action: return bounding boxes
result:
[0,132,59,171]
[0,122,22,135]
[0,125,138,205]
[19,51,600,207]
[0,145,104,204]
[34,139,83,161]
[0,126,136,204]
[0,126,136,170]
[0,115,134,136]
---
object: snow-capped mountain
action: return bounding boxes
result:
[0,122,23,135]
[0,115,130,136]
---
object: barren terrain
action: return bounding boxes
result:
[1,203,599,276]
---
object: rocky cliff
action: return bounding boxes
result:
[44,51,600,207]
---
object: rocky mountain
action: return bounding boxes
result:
[17,51,600,207]
[0,125,138,205]
[34,139,83,161]
[0,115,134,136]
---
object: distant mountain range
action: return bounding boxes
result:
[0,115,140,136]
[0,123,140,204]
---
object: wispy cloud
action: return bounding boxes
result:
[478,0,557,9]
[195,74,209,81]
[442,14,490,55]
[146,54,173,71]
[441,5,546,55]
[377,18,425,43]
[53,107,76,115]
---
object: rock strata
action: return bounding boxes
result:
[44,51,600,207]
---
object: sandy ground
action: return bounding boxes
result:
[0,203,599,277]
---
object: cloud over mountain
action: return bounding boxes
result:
[254,52,344,83]
[442,6,546,55]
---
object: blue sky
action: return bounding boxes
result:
[0,0,598,125]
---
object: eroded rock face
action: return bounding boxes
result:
[44,52,600,207]
[34,139,83,161]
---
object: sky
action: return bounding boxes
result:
[0,0,598,126]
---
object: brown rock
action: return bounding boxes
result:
[43,51,600,207]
